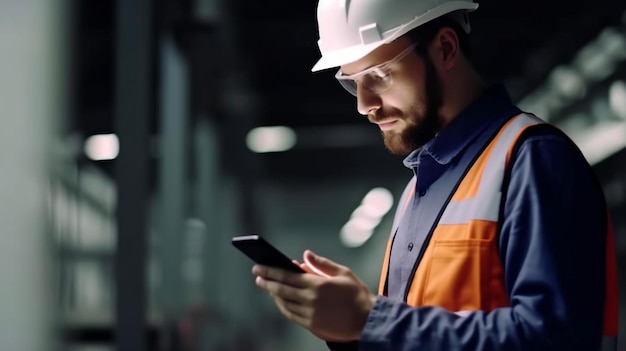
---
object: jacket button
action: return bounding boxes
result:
[408,242,414,251]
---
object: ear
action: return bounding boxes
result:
[430,27,460,71]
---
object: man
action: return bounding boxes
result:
[251,0,619,350]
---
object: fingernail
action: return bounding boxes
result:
[305,250,316,260]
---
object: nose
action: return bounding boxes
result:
[356,85,382,116]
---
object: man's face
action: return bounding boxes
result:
[339,37,442,155]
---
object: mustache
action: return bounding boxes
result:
[368,108,402,123]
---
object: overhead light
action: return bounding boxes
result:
[340,187,394,248]
[609,80,626,119]
[340,221,374,248]
[569,119,626,165]
[574,28,622,82]
[550,66,586,100]
[360,187,394,217]
[598,27,626,62]
[246,126,296,153]
[84,134,119,161]
[346,215,381,231]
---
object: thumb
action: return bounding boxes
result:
[303,250,346,277]
[292,259,316,275]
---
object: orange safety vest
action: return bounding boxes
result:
[377,113,619,349]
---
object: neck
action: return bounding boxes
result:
[438,64,487,129]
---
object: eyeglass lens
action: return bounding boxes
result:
[340,71,392,96]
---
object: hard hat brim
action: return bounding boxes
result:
[311,42,381,72]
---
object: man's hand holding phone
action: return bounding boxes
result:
[232,235,375,342]
[252,249,376,342]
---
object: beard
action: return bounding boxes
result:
[377,53,443,155]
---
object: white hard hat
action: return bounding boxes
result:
[311,0,479,72]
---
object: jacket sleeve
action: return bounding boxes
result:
[357,127,608,351]
[326,341,359,350]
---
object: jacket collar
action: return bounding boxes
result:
[403,85,520,170]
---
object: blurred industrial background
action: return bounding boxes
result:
[1,0,626,350]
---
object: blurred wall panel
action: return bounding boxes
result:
[155,32,189,323]
[0,0,66,350]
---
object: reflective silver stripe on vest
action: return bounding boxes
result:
[601,336,617,351]
[439,114,542,225]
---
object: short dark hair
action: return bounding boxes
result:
[406,14,472,60]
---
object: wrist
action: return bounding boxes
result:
[353,292,376,339]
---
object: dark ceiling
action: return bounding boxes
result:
[71,0,625,182]
[235,0,623,125]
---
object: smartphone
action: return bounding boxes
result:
[231,235,305,273]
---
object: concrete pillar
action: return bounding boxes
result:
[0,0,65,349]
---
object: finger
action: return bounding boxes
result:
[272,296,310,327]
[293,260,317,275]
[289,260,306,271]
[292,259,312,273]
[256,276,306,301]
[303,250,348,277]
[252,265,308,287]
[300,263,316,274]
[273,295,311,319]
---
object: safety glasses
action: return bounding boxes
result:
[335,43,417,96]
